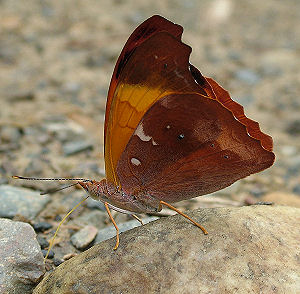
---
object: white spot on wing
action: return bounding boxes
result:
[134,123,159,146]
[134,124,152,142]
[131,158,141,166]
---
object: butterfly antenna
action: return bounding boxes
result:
[44,196,89,262]
[12,176,92,195]
[12,175,90,181]
[40,182,87,195]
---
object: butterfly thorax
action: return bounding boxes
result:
[79,179,161,214]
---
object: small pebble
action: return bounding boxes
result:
[44,121,84,142]
[0,126,22,143]
[235,69,260,85]
[24,157,45,175]
[37,134,51,145]
[42,249,55,259]
[244,196,257,206]
[62,82,81,94]
[0,142,20,152]
[227,50,241,61]
[53,258,64,266]
[23,126,39,136]
[286,120,300,135]
[36,235,49,249]
[250,186,265,198]
[63,253,77,260]
[62,141,93,156]
[292,184,300,195]
[280,145,298,157]
[9,90,35,101]
[0,185,50,219]
[71,225,98,250]
[33,222,53,232]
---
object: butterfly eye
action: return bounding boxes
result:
[163,63,168,69]
[178,134,185,140]
[224,155,229,159]
[211,143,215,147]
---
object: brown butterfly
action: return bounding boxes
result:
[15,15,275,250]
[78,15,275,248]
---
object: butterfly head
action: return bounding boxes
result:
[78,180,105,201]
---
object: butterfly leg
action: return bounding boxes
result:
[131,214,144,225]
[159,200,208,235]
[104,202,120,250]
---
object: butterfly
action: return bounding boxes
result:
[76,15,275,248]
[14,15,275,250]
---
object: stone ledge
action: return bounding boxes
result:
[34,205,300,294]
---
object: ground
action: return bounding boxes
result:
[0,0,299,267]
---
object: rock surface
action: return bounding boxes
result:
[0,218,45,294]
[0,185,50,219]
[33,206,300,294]
[95,216,159,244]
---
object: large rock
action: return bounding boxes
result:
[33,206,300,294]
[0,218,45,294]
[95,216,159,244]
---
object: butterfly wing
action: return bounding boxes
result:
[116,87,275,203]
[105,15,274,201]
[104,16,215,185]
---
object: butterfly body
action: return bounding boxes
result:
[79,180,161,214]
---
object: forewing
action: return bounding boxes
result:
[104,21,213,185]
